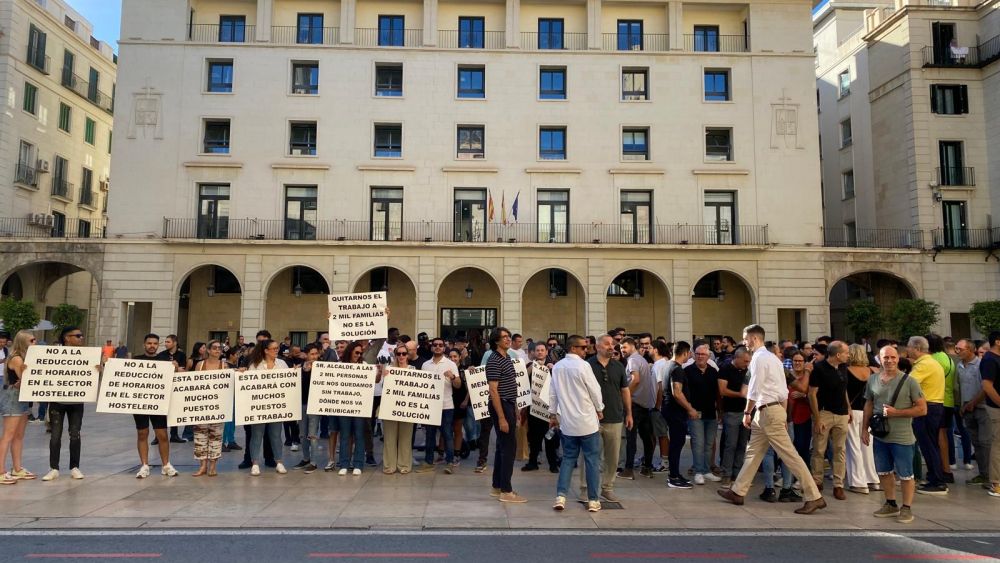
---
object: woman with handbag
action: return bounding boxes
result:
[845,344,879,494]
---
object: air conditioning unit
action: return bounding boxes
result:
[457,152,485,160]
[37,159,50,173]
[42,214,55,227]
[26,212,39,225]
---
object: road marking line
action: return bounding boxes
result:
[874,556,997,560]
[25,554,161,559]
[2,530,1000,539]
[309,554,448,559]
[592,553,747,559]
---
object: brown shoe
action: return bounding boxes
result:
[717,488,745,506]
[815,480,824,492]
[833,487,846,500]
[794,497,828,514]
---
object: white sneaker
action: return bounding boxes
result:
[587,500,602,512]
[704,472,722,482]
[694,473,706,485]
[352,468,362,476]
[964,463,974,470]
[251,464,261,476]
[338,468,348,476]
[42,469,59,481]
[275,463,287,474]
[70,468,85,480]
[290,444,300,452]
[950,464,957,470]
[136,465,150,479]
[162,463,178,477]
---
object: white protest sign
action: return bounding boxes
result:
[328,292,387,341]
[529,363,552,421]
[379,367,442,426]
[96,358,174,415]
[512,358,532,410]
[167,369,234,427]
[19,345,102,403]
[307,362,377,417]
[234,368,301,425]
[465,366,491,421]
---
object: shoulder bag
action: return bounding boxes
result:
[868,373,909,439]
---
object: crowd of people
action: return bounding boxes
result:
[1,322,998,522]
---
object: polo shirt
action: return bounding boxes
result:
[809,359,850,415]
[587,356,627,424]
[910,354,945,404]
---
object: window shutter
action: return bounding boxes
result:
[958,85,968,114]
[929,85,939,113]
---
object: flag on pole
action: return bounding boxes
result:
[488,191,495,222]
[511,191,520,223]
[501,193,507,226]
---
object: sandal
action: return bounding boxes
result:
[192,469,206,477]
[1,472,17,485]
[382,468,396,475]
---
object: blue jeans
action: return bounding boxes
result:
[250,423,283,464]
[424,409,455,464]
[557,431,601,501]
[688,418,717,475]
[913,403,945,486]
[873,439,915,479]
[464,405,479,442]
[302,412,323,462]
[721,412,750,477]
[763,447,793,488]
[223,421,236,445]
[337,416,366,469]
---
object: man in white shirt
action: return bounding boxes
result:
[718,324,826,515]
[548,335,605,513]
[416,337,461,474]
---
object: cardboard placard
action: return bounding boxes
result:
[19,345,102,403]
[465,366,491,420]
[529,363,552,421]
[167,369,234,426]
[379,367,443,426]
[96,358,175,415]
[234,368,301,425]
[512,358,532,410]
[327,292,388,341]
[307,362,377,417]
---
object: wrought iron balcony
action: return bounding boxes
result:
[26,47,50,74]
[823,228,924,249]
[922,35,1000,68]
[437,30,506,49]
[0,217,106,239]
[51,179,73,200]
[79,187,95,208]
[931,227,1000,250]
[937,166,975,187]
[601,33,669,52]
[519,32,588,51]
[60,68,114,114]
[14,163,38,187]
[683,34,749,52]
[271,26,339,45]
[354,28,423,48]
[188,24,256,43]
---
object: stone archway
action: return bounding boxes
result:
[521,268,586,341]
[263,265,330,345]
[353,266,417,337]
[691,270,753,341]
[177,265,243,350]
[605,269,671,339]
[437,267,502,341]
[829,271,915,341]
[0,262,99,344]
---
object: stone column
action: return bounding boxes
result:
[505,0,521,48]
[416,256,437,337]
[255,0,273,42]
[502,258,522,334]
[671,260,693,341]
[587,0,601,50]
[423,0,438,46]
[241,255,264,336]
[669,2,683,50]
[586,259,606,337]
[340,0,356,44]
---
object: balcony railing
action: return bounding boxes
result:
[823,228,924,249]
[0,217,106,239]
[60,68,114,114]
[26,48,50,74]
[922,35,1000,68]
[937,166,975,187]
[931,228,1000,250]
[271,26,339,45]
[683,34,749,52]
[14,163,38,187]
[188,24,257,43]
[520,32,588,51]
[79,187,95,208]
[437,30,506,49]
[51,179,73,200]
[354,28,423,47]
[601,33,670,52]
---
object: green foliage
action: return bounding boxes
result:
[50,303,86,333]
[886,299,940,340]
[0,299,41,335]
[969,301,1000,335]
[845,300,884,339]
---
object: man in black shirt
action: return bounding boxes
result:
[132,333,177,479]
[808,340,851,500]
[586,334,632,501]
[718,348,751,483]
[486,327,526,503]
[662,341,696,489]
[685,344,721,485]
[156,334,188,444]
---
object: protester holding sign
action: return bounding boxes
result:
[333,342,375,476]
[449,349,470,459]
[246,340,290,476]
[327,292,388,341]
[523,342,559,473]
[1,331,35,485]
[417,337,461,474]
[190,340,228,477]
[41,327,95,481]
[129,334,178,479]
[380,345,415,475]
[293,344,323,474]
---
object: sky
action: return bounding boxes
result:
[71,0,121,50]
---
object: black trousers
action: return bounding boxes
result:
[665,408,689,479]
[477,416,494,466]
[526,414,559,468]
[490,400,517,492]
[625,406,655,469]
[48,402,84,470]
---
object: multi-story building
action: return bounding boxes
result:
[0,0,116,335]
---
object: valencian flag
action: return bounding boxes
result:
[488,191,495,222]
[511,191,520,223]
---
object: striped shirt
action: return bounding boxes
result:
[486,349,517,401]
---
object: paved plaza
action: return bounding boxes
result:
[3,406,998,531]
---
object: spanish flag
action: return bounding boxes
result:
[488,191,495,222]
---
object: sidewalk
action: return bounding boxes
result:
[4,406,998,530]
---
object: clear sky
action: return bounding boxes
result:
[71,0,121,50]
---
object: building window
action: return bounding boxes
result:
[203,119,231,154]
[370,267,390,292]
[538,18,564,49]
[378,15,405,46]
[608,270,643,297]
[288,332,308,348]
[549,270,569,296]
[942,200,967,247]
[930,84,968,115]
[16,141,37,187]
[289,122,317,156]
[704,191,736,244]
[457,66,485,98]
[622,127,650,161]
[52,156,69,198]
[27,25,47,71]
[539,67,566,100]
[197,184,230,239]
[87,67,99,103]
[108,131,113,154]
[693,272,722,298]
[840,119,852,147]
[458,17,484,48]
[844,222,857,246]
[842,170,855,199]
[539,127,566,160]
[620,191,652,244]
[693,25,720,52]
[371,187,403,241]
[537,190,569,243]
[375,63,403,96]
[207,59,233,93]
[218,15,247,42]
[80,167,94,206]
[939,140,967,185]
[58,103,71,132]
[23,82,38,114]
[292,62,319,94]
[84,118,96,145]
[51,211,66,237]
[705,127,733,161]
[62,50,75,87]
[453,188,487,242]
[704,69,730,101]
[622,68,648,101]
[285,186,317,240]
[77,219,91,238]
[297,13,324,44]
[617,20,643,51]
[374,124,402,157]
[457,125,485,159]
[838,70,850,97]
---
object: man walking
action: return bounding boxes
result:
[955,339,990,487]
[486,327,526,503]
[586,334,632,501]
[550,335,605,513]
[718,348,751,484]
[808,341,852,500]
[718,325,825,514]
[621,337,655,478]
[906,336,948,495]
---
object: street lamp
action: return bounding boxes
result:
[465,283,474,300]
[549,284,558,300]
[293,267,303,298]
[206,266,216,297]
[717,289,726,302]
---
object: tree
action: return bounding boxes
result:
[886,299,940,340]
[845,300,884,340]
[50,303,86,333]
[0,299,41,335]
[969,301,1000,336]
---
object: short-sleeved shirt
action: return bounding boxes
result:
[809,359,850,415]
[422,356,459,410]
[719,363,749,413]
[864,373,924,445]
[587,356,627,424]
[931,352,956,408]
[157,349,187,371]
[981,351,1000,409]
[910,354,945,404]
[626,353,655,409]
[684,363,719,420]
[664,362,691,415]
[486,349,517,401]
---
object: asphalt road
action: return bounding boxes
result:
[2,530,999,562]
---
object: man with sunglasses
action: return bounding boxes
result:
[41,327,89,481]
[485,327,527,503]
[417,337,461,474]
[586,334,632,501]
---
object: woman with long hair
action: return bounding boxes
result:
[845,343,879,493]
[247,339,288,476]
[449,348,470,460]
[191,340,227,477]
[334,341,367,476]
[186,342,207,371]
[1,331,36,484]
[381,344,414,475]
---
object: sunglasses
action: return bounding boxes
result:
[432,343,445,347]
[395,351,408,357]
